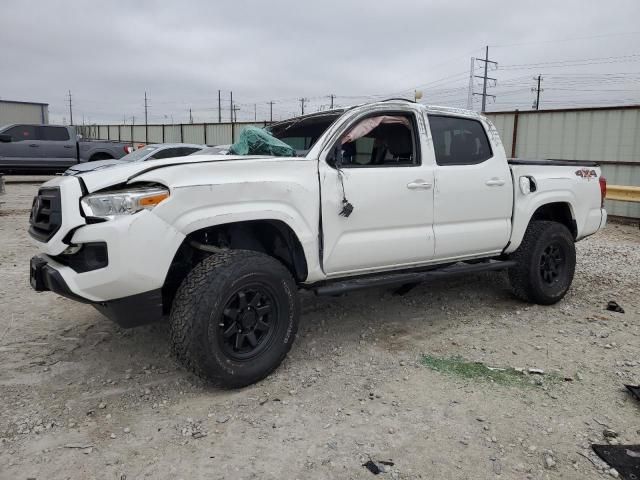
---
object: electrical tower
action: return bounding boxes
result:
[532,75,544,110]
[472,46,498,112]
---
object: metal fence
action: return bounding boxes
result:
[77,121,268,147]
[80,105,640,220]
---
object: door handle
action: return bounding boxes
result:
[63,145,73,148]
[485,178,505,186]
[29,144,39,147]
[407,180,433,190]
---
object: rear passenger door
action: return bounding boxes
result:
[428,114,512,259]
[38,126,77,168]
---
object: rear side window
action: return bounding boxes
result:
[40,126,70,141]
[4,125,37,141]
[151,148,183,160]
[428,115,492,165]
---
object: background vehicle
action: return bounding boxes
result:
[0,124,134,174]
[63,143,206,175]
[28,100,607,388]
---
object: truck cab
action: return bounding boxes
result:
[27,100,607,388]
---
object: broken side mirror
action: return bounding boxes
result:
[327,144,343,169]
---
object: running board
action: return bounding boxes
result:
[313,260,517,296]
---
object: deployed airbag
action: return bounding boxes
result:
[229,126,297,157]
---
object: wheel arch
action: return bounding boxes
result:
[161,219,309,314]
[506,197,577,254]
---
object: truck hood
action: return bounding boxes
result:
[77,154,277,192]
[66,159,126,175]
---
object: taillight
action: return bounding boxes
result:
[124,145,133,154]
[599,176,607,208]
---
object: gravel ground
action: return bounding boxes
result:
[1,180,639,480]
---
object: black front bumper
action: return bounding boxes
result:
[30,254,164,328]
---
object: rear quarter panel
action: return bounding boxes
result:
[506,164,604,253]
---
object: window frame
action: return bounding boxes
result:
[427,114,493,167]
[328,110,422,169]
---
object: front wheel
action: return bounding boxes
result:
[508,221,576,305]
[169,250,299,388]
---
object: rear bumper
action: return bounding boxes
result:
[30,254,164,328]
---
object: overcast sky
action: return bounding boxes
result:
[1,0,639,124]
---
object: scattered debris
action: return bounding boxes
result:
[363,459,394,475]
[592,444,640,480]
[528,368,545,375]
[603,429,619,439]
[625,385,640,402]
[606,301,625,314]
[63,443,94,449]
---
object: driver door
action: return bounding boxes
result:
[319,109,435,276]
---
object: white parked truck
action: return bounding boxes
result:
[29,100,607,387]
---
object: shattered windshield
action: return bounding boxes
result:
[267,111,343,156]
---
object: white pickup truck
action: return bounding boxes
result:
[28,100,607,387]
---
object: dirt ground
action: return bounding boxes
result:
[1,179,638,480]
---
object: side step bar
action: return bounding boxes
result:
[313,260,516,296]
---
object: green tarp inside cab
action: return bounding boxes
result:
[229,126,296,157]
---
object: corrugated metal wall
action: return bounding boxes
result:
[486,106,640,219]
[0,101,49,125]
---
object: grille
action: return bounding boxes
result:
[28,187,62,242]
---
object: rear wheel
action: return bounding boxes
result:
[169,250,299,388]
[508,221,576,305]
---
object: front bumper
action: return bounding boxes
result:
[30,254,164,327]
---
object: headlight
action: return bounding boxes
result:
[81,186,169,219]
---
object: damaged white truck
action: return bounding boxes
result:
[29,100,607,387]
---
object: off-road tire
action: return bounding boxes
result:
[169,249,299,388]
[508,220,576,305]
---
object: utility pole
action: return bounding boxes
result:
[232,105,240,123]
[472,46,497,112]
[144,91,149,143]
[218,90,222,123]
[254,104,257,122]
[466,58,475,110]
[189,108,193,124]
[230,91,233,123]
[268,101,274,122]
[532,74,544,110]
[329,94,335,109]
[67,90,73,126]
[299,97,307,115]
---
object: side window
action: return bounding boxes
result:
[39,126,70,141]
[4,125,38,141]
[178,147,200,156]
[428,115,492,166]
[338,114,419,167]
[151,148,181,160]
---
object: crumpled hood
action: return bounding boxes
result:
[77,154,276,192]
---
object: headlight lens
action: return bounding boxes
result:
[81,186,169,218]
